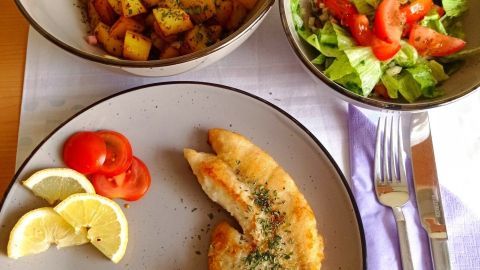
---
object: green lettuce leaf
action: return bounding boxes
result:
[442,0,468,17]
[312,54,326,65]
[394,41,419,67]
[420,9,447,34]
[319,22,355,57]
[325,48,382,96]
[381,73,401,99]
[352,0,375,15]
[427,60,449,82]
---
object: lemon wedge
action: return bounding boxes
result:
[54,193,128,263]
[7,207,88,259]
[23,168,95,205]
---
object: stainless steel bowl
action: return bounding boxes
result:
[279,0,480,111]
[15,0,275,77]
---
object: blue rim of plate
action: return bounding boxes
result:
[0,81,367,269]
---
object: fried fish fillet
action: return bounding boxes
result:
[184,129,324,270]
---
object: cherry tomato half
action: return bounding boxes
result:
[401,0,433,24]
[90,157,151,201]
[63,132,107,174]
[96,130,133,177]
[321,0,358,27]
[374,0,403,43]
[408,24,466,57]
[371,36,402,61]
[350,14,373,46]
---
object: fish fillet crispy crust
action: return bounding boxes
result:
[184,129,324,270]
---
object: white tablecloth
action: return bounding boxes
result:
[17,3,480,269]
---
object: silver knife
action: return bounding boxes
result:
[410,112,451,270]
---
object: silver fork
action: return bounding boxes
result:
[374,114,414,270]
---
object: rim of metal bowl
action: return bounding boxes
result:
[278,0,480,111]
[14,0,275,69]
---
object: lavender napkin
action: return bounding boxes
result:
[348,104,432,269]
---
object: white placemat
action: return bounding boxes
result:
[17,3,480,269]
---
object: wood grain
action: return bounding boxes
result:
[0,1,29,198]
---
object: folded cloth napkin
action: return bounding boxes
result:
[348,104,432,269]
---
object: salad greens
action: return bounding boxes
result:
[292,0,474,102]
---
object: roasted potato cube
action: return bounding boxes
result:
[152,21,179,43]
[214,0,232,27]
[160,43,181,59]
[236,0,256,9]
[107,0,123,14]
[93,0,118,25]
[123,31,152,60]
[182,25,210,53]
[180,0,216,23]
[94,22,124,56]
[110,16,145,39]
[207,25,222,42]
[153,7,194,36]
[226,0,247,31]
[87,0,102,30]
[121,0,147,17]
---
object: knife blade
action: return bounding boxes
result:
[410,112,451,270]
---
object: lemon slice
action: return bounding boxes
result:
[54,193,128,263]
[7,207,88,259]
[23,168,95,204]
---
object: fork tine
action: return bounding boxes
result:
[374,116,385,183]
[383,115,390,182]
[390,115,399,182]
[397,115,407,183]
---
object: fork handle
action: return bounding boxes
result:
[393,207,414,270]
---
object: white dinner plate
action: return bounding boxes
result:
[0,82,365,269]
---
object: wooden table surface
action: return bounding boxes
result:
[0,1,29,198]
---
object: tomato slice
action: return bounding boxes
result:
[96,130,133,177]
[401,0,433,24]
[371,37,401,61]
[408,24,466,57]
[90,157,151,201]
[63,132,107,174]
[322,0,358,27]
[374,0,403,43]
[433,5,445,17]
[374,84,390,99]
[350,14,373,46]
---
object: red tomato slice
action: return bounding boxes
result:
[350,14,373,46]
[63,132,107,174]
[408,24,466,57]
[401,0,433,23]
[371,37,401,61]
[374,84,390,99]
[96,130,133,177]
[90,157,151,201]
[374,0,403,43]
[322,0,358,27]
[433,5,445,17]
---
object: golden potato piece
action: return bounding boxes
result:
[110,16,145,39]
[121,0,147,17]
[215,0,233,27]
[226,0,247,31]
[94,22,124,57]
[152,7,194,36]
[107,0,123,14]
[93,0,118,26]
[123,31,152,60]
[180,0,216,23]
[87,0,102,30]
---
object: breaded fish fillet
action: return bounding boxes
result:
[184,129,324,269]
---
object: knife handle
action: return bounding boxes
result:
[430,238,451,270]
